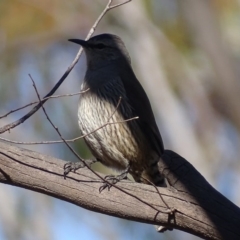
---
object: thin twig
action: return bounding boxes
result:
[0,96,136,145]
[0,116,139,145]
[0,95,138,145]
[107,96,122,122]
[141,176,174,214]
[0,89,89,119]
[0,0,131,134]
[109,0,132,9]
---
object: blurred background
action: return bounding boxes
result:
[0,0,240,239]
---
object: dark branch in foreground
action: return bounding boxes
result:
[0,141,239,240]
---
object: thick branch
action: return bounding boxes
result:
[0,141,239,239]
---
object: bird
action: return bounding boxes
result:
[64,33,170,232]
[64,33,166,193]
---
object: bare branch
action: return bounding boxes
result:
[0,0,131,134]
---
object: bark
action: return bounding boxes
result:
[0,141,239,239]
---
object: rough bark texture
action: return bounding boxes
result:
[0,141,239,239]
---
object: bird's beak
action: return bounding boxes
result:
[68,39,89,48]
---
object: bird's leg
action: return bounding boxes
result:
[64,158,97,177]
[99,165,130,193]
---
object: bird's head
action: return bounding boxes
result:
[69,34,131,69]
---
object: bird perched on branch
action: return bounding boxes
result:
[64,33,167,207]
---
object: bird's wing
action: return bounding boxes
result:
[119,65,164,156]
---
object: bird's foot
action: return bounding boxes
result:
[64,159,97,178]
[99,166,129,193]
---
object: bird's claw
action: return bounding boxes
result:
[99,175,120,192]
[63,162,85,178]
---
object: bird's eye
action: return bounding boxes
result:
[95,43,105,49]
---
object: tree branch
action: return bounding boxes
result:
[0,141,239,239]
